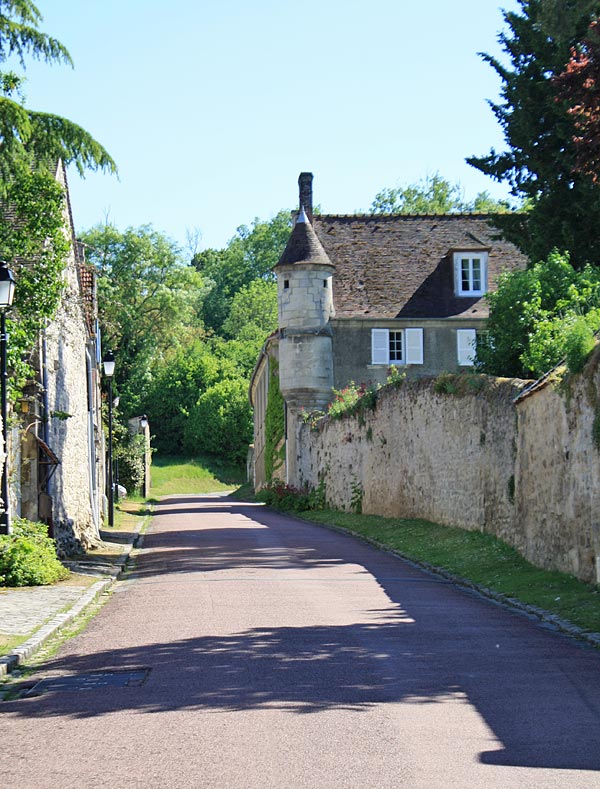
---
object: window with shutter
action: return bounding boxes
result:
[371,328,423,365]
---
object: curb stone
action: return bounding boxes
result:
[283,509,600,650]
[0,512,150,680]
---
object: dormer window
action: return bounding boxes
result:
[454,252,488,297]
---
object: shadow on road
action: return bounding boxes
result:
[5,495,600,773]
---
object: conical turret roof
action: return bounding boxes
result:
[274,207,334,269]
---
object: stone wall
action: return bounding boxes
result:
[292,359,600,584]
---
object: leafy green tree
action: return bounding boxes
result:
[141,342,222,455]
[194,210,291,333]
[222,279,277,340]
[369,173,515,214]
[0,0,115,183]
[476,250,600,377]
[80,223,209,415]
[183,377,253,464]
[467,0,600,267]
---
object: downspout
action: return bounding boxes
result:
[41,327,50,490]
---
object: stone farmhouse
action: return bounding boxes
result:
[250,172,528,489]
[13,161,105,554]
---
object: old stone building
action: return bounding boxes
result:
[250,172,528,488]
[16,161,105,553]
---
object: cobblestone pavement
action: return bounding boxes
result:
[0,526,143,677]
[0,585,90,636]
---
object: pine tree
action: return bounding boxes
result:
[0,1,115,184]
[467,0,600,268]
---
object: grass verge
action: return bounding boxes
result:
[293,509,600,635]
[149,454,245,498]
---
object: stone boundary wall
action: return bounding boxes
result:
[292,357,600,584]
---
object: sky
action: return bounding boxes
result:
[21,0,521,254]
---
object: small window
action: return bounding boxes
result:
[389,331,403,363]
[371,328,423,365]
[323,279,328,287]
[283,279,289,289]
[454,252,487,296]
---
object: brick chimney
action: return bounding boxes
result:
[298,172,313,220]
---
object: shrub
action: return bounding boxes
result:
[0,518,69,586]
[184,377,253,465]
[257,480,311,511]
[564,317,596,375]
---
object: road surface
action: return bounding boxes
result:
[2,494,600,788]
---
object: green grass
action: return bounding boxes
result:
[294,510,600,635]
[149,454,246,498]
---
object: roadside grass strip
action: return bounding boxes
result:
[149,455,245,498]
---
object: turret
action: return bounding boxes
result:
[274,175,335,411]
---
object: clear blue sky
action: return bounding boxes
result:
[23,0,520,253]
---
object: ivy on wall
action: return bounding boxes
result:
[0,169,69,395]
[264,359,285,483]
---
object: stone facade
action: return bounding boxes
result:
[15,161,104,553]
[291,357,600,585]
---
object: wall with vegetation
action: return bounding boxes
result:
[293,359,600,584]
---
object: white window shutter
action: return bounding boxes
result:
[371,329,389,364]
[405,328,424,364]
[457,329,477,366]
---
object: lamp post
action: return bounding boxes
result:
[103,350,115,528]
[139,415,148,497]
[0,261,15,536]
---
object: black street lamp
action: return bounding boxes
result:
[103,350,115,528]
[0,260,15,536]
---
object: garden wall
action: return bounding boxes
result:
[291,354,600,584]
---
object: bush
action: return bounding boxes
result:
[0,518,69,586]
[256,481,312,511]
[183,377,253,465]
[564,317,596,375]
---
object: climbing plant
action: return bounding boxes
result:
[264,359,285,483]
[0,169,70,393]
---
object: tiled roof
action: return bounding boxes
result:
[311,214,528,320]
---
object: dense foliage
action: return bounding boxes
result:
[555,19,600,182]
[476,250,600,378]
[86,213,283,466]
[0,517,69,586]
[0,169,69,390]
[468,0,600,267]
[79,223,209,416]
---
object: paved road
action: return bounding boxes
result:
[2,495,600,788]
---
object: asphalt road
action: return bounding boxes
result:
[2,494,600,788]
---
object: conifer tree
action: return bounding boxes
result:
[467,0,600,267]
[0,1,115,183]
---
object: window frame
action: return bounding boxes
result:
[371,328,423,366]
[453,251,488,297]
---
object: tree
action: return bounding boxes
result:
[467,0,600,267]
[369,173,514,214]
[79,223,209,415]
[0,1,115,183]
[555,19,600,182]
[183,378,253,464]
[222,279,277,340]
[193,210,291,333]
[476,250,600,378]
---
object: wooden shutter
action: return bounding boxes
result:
[371,329,389,364]
[405,328,424,364]
[457,329,476,366]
